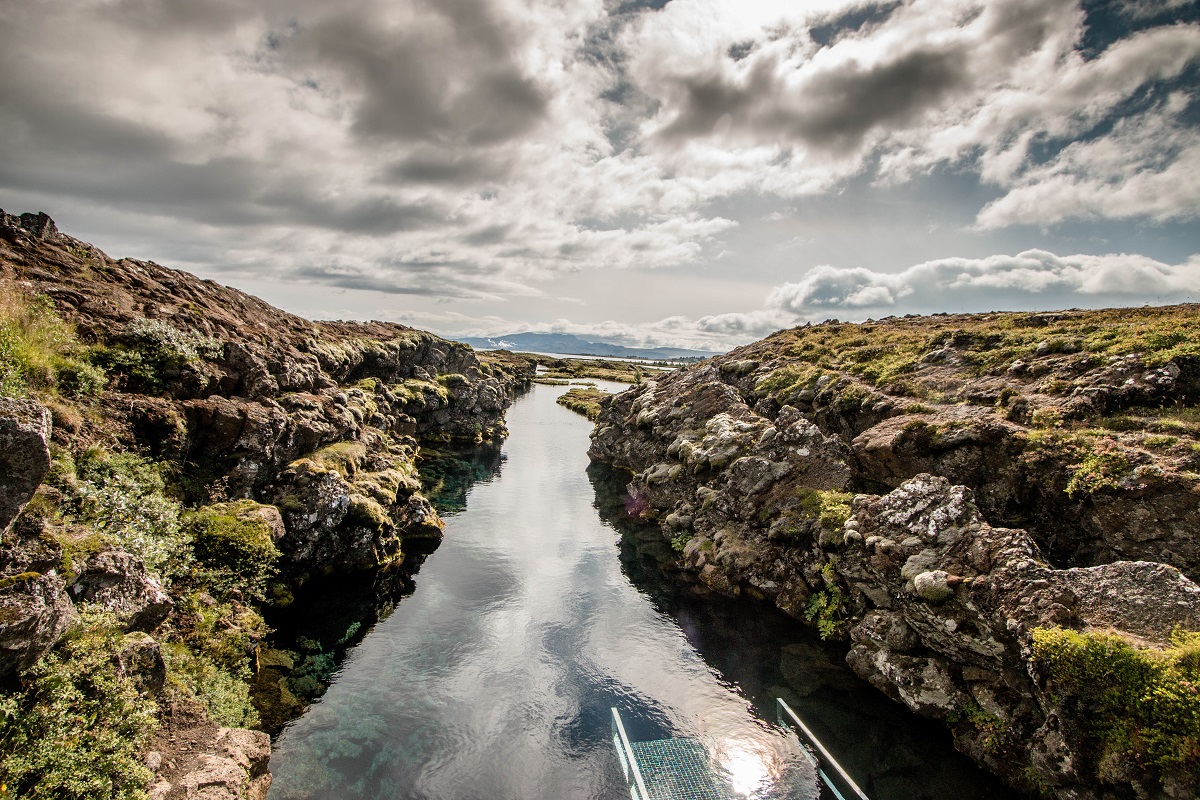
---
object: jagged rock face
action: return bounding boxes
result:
[68,549,173,632]
[588,320,1200,799]
[0,572,78,678]
[0,397,52,533]
[0,211,533,581]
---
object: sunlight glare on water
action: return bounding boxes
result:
[267,382,1021,800]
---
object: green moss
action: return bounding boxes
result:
[0,609,158,799]
[1032,627,1200,775]
[797,488,854,530]
[309,441,368,479]
[183,501,280,603]
[345,494,392,531]
[399,378,450,404]
[0,572,42,592]
[1064,445,1133,498]
[556,387,607,421]
[54,531,112,578]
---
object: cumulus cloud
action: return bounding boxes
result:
[0,0,1198,330]
[768,250,1200,318]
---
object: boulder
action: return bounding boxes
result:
[0,397,52,533]
[69,549,173,631]
[0,572,77,678]
[116,630,167,694]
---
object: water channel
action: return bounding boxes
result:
[266,383,1020,800]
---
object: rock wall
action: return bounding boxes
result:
[589,319,1200,799]
[0,211,534,797]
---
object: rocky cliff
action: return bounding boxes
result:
[0,211,533,798]
[588,311,1200,798]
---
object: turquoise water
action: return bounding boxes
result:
[266,383,1019,800]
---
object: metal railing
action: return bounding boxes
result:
[776,698,869,800]
[612,708,652,800]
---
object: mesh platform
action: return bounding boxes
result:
[630,737,731,800]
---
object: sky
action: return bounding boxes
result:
[1,0,1198,353]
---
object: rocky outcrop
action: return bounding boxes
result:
[589,313,1200,798]
[0,397,52,533]
[0,212,534,791]
[0,572,77,679]
[68,549,173,631]
[148,727,272,800]
[0,210,534,584]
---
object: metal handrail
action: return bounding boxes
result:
[612,708,652,800]
[776,698,870,800]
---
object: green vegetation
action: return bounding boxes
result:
[0,288,105,399]
[71,448,190,582]
[163,596,264,729]
[308,441,368,479]
[797,488,854,529]
[91,317,221,394]
[805,561,847,640]
[949,700,1009,754]
[556,386,608,421]
[533,357,664,384]
[1063,444,1134,498]
[1032,627,1200,775]
[0,610,158,799]
[751,306,1200,398]
[390,378,450,405]
[19,445,273,740]
[183,501,281,603]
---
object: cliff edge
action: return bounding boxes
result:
[0,211,533,798]
[589,310,1200,799]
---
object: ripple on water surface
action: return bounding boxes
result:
[267,383,1019,800]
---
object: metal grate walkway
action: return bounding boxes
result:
[629,737,730,800]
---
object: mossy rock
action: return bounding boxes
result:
[183,501,281,602]
[345,494,393,531]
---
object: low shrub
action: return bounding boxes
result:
[0,609,158,799]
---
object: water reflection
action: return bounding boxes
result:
[589,462,1021,800]
[267,384,1018,800]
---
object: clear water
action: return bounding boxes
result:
[266,383,1021,800]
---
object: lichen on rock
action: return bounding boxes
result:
[587,308,1200,798]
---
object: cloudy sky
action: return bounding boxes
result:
[1,0,1198,352]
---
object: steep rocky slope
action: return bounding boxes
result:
[0,211,533,798]
[589,311,1200,799]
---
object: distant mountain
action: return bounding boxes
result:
[455,332,719,361]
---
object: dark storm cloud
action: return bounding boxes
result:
[463,224,513,246]
[384,152,509,185]
[0,86,176,163]
[658,44,970,153]
[256,190,448,235]
[290,0,547,146]
[293,253,518,299]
